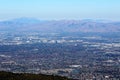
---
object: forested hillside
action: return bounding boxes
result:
[0,71,72,80]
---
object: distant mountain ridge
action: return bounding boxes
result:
[0,18,120,33]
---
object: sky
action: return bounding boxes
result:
[0,0,120,21]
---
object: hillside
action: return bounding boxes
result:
[0,71,72,80]
[0,18,120,33]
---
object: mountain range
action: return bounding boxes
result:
[0,18,120,33]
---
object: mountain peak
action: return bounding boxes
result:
[9,17,41,24]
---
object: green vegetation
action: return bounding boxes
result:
[0,71,71,80]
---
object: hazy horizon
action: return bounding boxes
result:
[0,0,120,21]
[0,17,119,22]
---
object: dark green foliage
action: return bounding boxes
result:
[0,71,71,80]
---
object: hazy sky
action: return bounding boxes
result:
[0,0,120,20]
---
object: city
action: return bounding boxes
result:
[0,32,120,80]
[0,0,120,80]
